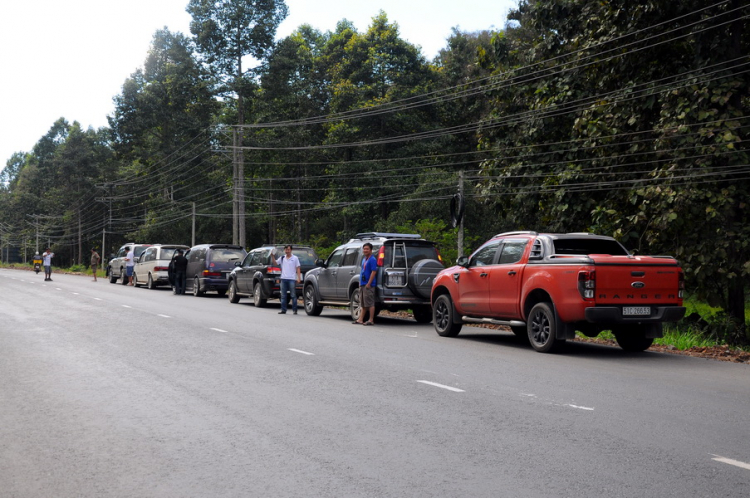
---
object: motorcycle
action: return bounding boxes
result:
[33,259,42,274]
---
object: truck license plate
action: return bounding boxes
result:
[623,306,650,316]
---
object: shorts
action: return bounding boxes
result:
[126,266,134,277]
[91,264,98,272]
[361,284,375,308]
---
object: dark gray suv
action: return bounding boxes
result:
[302,233,444,322]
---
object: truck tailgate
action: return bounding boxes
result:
[590,255,682,305]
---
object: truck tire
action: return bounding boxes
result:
[408,259,443,299]
[527,302,564,353]
[433,294,462,337]
[193,277,204,297]
[304,284,323,316]
[613,326,655,352]
[349,287,361,321]
[228,280,240,303]
[253,282,267,307]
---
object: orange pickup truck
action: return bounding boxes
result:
[431,231,686,353]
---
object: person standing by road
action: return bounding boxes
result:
[172,249,188,295]
[354,242,377,325]
[124,246,135,286]
[90,248,101,282]
[272,245,301,314]
[42,248,55,281]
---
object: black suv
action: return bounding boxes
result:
[227,244,318,307]
[302,233,444,322]
[184,244,247,297]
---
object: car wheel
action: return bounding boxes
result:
[304,284,323,316]
[133,273,140,287]
[120,268,128,285]
[349,287,361,321]
[253,282,267,307]
[193,277,204,297]
[228,281,240,303]
[147,273,155,290]
[412,305,433,323]
[527,302,564,353]
[109,269,117,284]
[433,294,462,337]
[613,325,655,352]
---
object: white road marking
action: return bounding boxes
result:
[211,328,228,333]
[288,348,314,356]
[565,404,595,411]
[711,455,750,471]
[94,298,102,301]
[122,305,132,308]
[158,314,171,318]
[417,380,465,393]
[72,292,80,295]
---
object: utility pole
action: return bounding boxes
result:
[192,202,196,247]
[458,170,465,258]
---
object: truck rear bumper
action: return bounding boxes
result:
[585,306,686,323]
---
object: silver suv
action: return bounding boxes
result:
[133,244,189,289]
[108,243,152,284]
[302,233,444,322]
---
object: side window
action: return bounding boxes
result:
[117,247,127,258]
[342,247,360,267]
[326,248,345,268]
[241,253,253,266]
[144,248,155,262]
[498,240,528,264]
[469,241,501,267]
[189,249,204,263]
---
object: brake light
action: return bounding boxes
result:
[435,247,443,264]
[678,270,684,299]
[377,246,385,267]
[154,266,168,272]
[203,270,222,277]
[578,270,595,300]
[268,267,281,275]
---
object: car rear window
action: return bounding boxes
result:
[211,249,246,262]
[293,248,318,266]
[552,239,629,256]
[384,242,438,268]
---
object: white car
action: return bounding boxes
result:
[133,244,189,289]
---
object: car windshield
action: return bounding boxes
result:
[211,249,246,262]
[292,248,317,265]
[552,238,629,256]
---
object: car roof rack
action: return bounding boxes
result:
[493,231,538,238]
[354,232,422,240]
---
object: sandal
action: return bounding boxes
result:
[364,321,374,326]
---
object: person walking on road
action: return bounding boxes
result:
[42,248,55,281]
[124,246,135,286]
[90,248,101,282]
[272,245,301,314]
[354,242,377,325]
[172,249,188,295]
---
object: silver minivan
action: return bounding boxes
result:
[133,244,190,289]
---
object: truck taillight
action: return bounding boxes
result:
[578,270,595,300]
[678,270,684,299]
[377,246,385,267]
[268,267,281,275]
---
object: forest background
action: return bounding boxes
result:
[0,0,747,343]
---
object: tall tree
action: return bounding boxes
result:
[187,0,289,246]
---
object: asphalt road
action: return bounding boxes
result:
[1,268,749,497]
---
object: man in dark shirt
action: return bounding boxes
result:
[172,249,189,295]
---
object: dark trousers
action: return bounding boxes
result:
[175,271,186,294]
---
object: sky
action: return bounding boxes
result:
[0,0,517,171]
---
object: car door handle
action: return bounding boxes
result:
[480,272,488,277]
[508,271,517,275]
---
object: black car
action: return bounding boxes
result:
[302,233,444,323]
[227,244,319,307]
[184,244,247,297]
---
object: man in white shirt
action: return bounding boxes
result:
[272,245,301,315]
[125,247,135,286]
[42,248,54,281]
